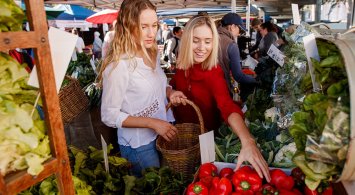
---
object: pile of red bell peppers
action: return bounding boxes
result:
[186,163,333,195]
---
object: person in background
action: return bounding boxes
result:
[217,13,257,102]
[102,20,117,58]
[156,23,163,44]
[98,0,186,177]
[164,26,183,72]
[249,18,262,56]
[71,28,85,61]
[169,15,270,181]
[72,29,85,53]
[161,23,172,44]
[93,31,103,59]
[257,21,278,58]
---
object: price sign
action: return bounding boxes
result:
[267,44,285,67]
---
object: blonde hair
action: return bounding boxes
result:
[98,0,157,84]
[177,15,219,71]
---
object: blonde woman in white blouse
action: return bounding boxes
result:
[97,0,186,177]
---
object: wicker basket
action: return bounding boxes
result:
[59,76,89,124]
[156,99,205,178]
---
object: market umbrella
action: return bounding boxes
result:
[85,9,118,24]
[55,5,96,20]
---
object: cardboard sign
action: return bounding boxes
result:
[292,4,301,25]
[267,44,285,67]
[199,131,215,164]
[303,34,321,92]
[101,135,109,173]
[28,27,78,93]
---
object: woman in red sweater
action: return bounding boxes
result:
[169,15,270,181]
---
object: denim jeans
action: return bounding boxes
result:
[119,139,160,177]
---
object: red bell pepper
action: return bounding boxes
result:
[199,163,218,179]
[270,169,294,191]
[304,187,318,195]
[232,166,262,194]
[278,189,302,195]
[261,184,277,195]
[304,182,333,195]
[291,167,305,189]
[186,182,209,195]
[242,68,256,75]
[219,167,234,180]
[209,177,232,195]
[321,185,333,195]
[200,176,214,189]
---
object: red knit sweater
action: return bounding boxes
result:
[170,64,243,131]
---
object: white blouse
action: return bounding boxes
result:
[101,56,173,148]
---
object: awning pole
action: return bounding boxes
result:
[246,0,251,36]
[231,0,236,13]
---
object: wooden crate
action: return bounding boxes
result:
[0,0,74,194]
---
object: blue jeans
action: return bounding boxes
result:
[119,140,160,177]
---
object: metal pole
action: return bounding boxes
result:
[349,0,355,27]
[231,0,236,13]
[246,0,251,36]
[315,0,322,23]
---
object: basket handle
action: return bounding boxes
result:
[166,99,205,135]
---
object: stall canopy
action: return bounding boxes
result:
[21,4,65,20]
[55,4,96,20]
[44,0,317,17]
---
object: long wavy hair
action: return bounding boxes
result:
[177,15,219,71]
[98,0,157,84]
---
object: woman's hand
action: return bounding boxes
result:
[148,118,178,142]
[169,90,187,106]
[235,139,271,182]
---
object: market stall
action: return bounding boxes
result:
[1,0,355,194]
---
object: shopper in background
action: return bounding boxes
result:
[72,29,85,53]
[71,28,85,61]
[217,13,257,102]
[102,20,117,59]
[169,15,270,182]
[164,26,183,72]
[249,18,262,56]
[257,21,278,58]
[161,23,172,44]
[93,31,103,59]
[98,0,186,177]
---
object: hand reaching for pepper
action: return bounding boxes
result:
[236,139,271,182]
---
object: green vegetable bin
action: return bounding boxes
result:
[318,28,355,181]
